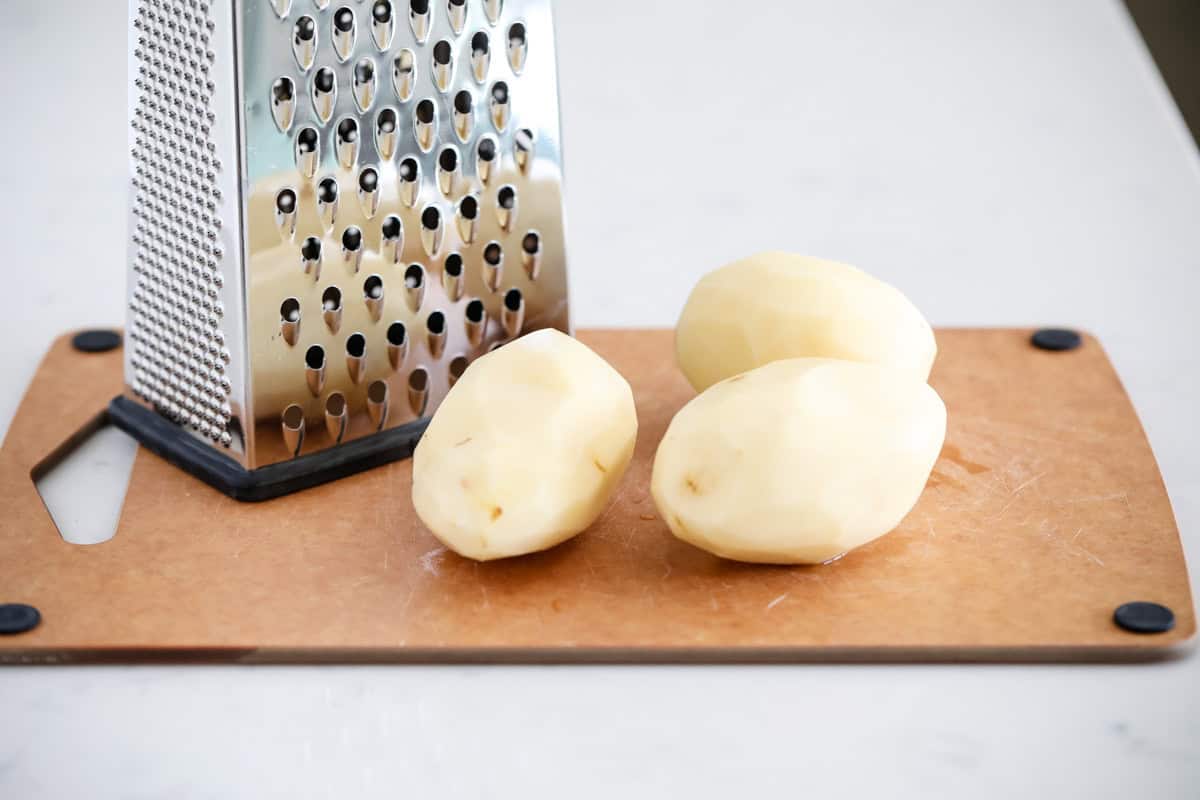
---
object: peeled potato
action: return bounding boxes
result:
[413,329,637,561]
[651,358,946,564]
[675,252,937,392]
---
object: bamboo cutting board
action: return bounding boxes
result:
[0,328,1193,663]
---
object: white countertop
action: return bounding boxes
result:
[2,1,1198,796]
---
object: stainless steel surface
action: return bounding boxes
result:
[125,0,569,471]
[125,0,253,464]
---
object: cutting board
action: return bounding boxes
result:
[0,328,1193,663]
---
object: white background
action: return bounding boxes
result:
[2,1,1199,796]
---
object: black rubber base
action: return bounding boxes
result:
[72,329,122,353]
[0,603,41,635]
[107,396,428,502]
[1113,601,1176,634]
[1031,328,1082,352]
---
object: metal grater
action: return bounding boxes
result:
[115,0,570,500]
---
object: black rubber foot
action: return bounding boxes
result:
[1113,601,1176,634]
[0,604,42,635]
[107,396,428,502]
[1031,328,1082,352]
[72,329,122,353]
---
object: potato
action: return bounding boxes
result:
[675,252,937,392]
[413,329,637,561]
[651,358,946,564]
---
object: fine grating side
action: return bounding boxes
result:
[127,0,233,448]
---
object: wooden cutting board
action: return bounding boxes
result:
[0,328,1193,663]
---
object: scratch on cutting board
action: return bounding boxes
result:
[398,584,417,614]
[1069,492,1132,512]
[766,593,788,611]
[1010,471,1046,497]
[993,471,1047,518]
[419,547,446,576]
[1041,520,1106,567]
[1070,528,1105,566]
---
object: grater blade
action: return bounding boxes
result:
[122,0,570,496]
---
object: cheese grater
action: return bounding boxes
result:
[111,0,570,500]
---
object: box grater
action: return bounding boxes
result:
[112,0,570,500]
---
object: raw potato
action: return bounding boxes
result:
[651,358,946,564]
[413,329,637,561]
[675,252,937,392]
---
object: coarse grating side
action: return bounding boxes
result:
[127,0,233,448]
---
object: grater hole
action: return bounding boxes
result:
[484,242,502,266]
[504,287,522,312]
[449,0,465,6]
[416,99,436,124]
[302,237,323,261]
[498,185,516,209]
[355,60,376,84]
[315,68,336,93]
[283,404,306,429]
[359,168,379,192]
[459,195,478,219]
[395,50,416,77]
[276,188,297,215]
[346,333,367,358]
[382,215,403,240]
[318,177,339,203]
[373,0,393,23]
[343,226,363,251]
[298,127,319,152]
[368,380,388,404]
[273,77,295,103]
[387,321,408,346]
[378,108,397,133]
[433,41,452,65]
[410,0,430,14]
[427,310,447,335]
[281,297,301,322]
[449,355,468,382]
[409,367,429,391]
[472,31,489,54]
[306,345,326,370]
[477,137,497,162]
[454,90,473,114]
[334,7,355,31]
[509,22,526,45]
[444,253,464,276]
[364,275,384,300]
[399,157,419,182]
[422,206,441,230]
[522,231,540,254]
[515,128,534,153]
[296,16,316,41]
[439,147,458,172]
[491,81,508,104]
[405,264,425,289]
[323,286,343,311]
[326,393,346,416]
[465,298,485,323]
